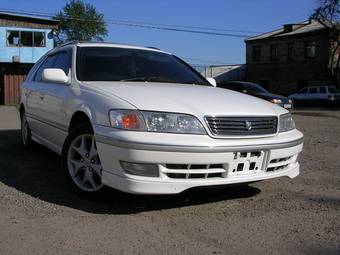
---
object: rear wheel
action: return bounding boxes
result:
[62,123,104,196]
[21,112,34,149]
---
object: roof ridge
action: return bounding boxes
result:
[245,20,327,42]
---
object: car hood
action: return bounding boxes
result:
[83,81,286,117]
[255,93,290,102]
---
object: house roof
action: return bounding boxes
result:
[0,11,59,24]
[245,20,329,42]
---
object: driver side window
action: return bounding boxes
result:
[34,50,72,82]
[53,51,72,76]
[34,55,58,81]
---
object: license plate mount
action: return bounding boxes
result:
[229,151,266,177]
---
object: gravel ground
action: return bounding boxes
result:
[0,107,339,255]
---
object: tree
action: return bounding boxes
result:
[310,0,340,87]
[55,0,108,42]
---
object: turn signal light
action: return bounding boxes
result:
[122,113,139,129]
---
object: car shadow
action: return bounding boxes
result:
[0,130,261,215]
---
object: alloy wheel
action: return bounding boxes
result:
[67,134,103,192]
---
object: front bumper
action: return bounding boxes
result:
[94,125,303,194]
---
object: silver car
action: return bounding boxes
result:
[289,86,339,106]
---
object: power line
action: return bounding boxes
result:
[0,8,262,34]
[0,8,243,64]
[0,8,257,38]
[105,21,252,38]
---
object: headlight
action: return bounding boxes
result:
[271,99,282,104]
[279,113,295,132]
[109,110,206,134]
[109,110,146,131]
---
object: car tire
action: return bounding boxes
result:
[62,123,105,197]
[21,112,34,149]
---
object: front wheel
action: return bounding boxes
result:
[62,123,104,196]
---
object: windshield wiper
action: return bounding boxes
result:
[121,76,208,85]
[121,76,179,83]
[120,77,149,82]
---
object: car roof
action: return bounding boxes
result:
[53,41,170,55]
[300,86,334,89]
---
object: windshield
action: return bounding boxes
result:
[76,47,209,85]
[244,83,268,93]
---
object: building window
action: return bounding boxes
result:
[34,32,45,47]
[305,41,316,58]
[253,46,262,62]
[7,31,20,46]
[288,43,294,60]
[270,45,280,61]
[6,30,46,47]
[21,31,33,47]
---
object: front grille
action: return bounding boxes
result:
[205,116,277,136]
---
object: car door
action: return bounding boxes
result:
[25,54,58,134]
[318,87,328,101]
[37,49,73,149]
[307,87,319,103]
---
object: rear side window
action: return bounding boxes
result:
[309,88,318,94]
[319,87,326,93]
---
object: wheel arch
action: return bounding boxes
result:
[68,111,92,132]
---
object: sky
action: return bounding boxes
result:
[0,0,318,66]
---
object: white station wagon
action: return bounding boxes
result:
[20,42,303,195]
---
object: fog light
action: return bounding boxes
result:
[120,161,159,177]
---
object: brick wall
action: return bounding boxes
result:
[245,30,333,95]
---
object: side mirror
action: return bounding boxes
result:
[42,68,69,84]
[206,77,217,87]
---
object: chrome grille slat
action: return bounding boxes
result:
[206,116,277,136]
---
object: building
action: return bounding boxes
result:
[245,19,337,95]
[0,12,58,105]
[201,64,246,83]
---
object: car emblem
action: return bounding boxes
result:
[245,121,252,131]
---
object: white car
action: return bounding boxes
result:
[20,42,303,195]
